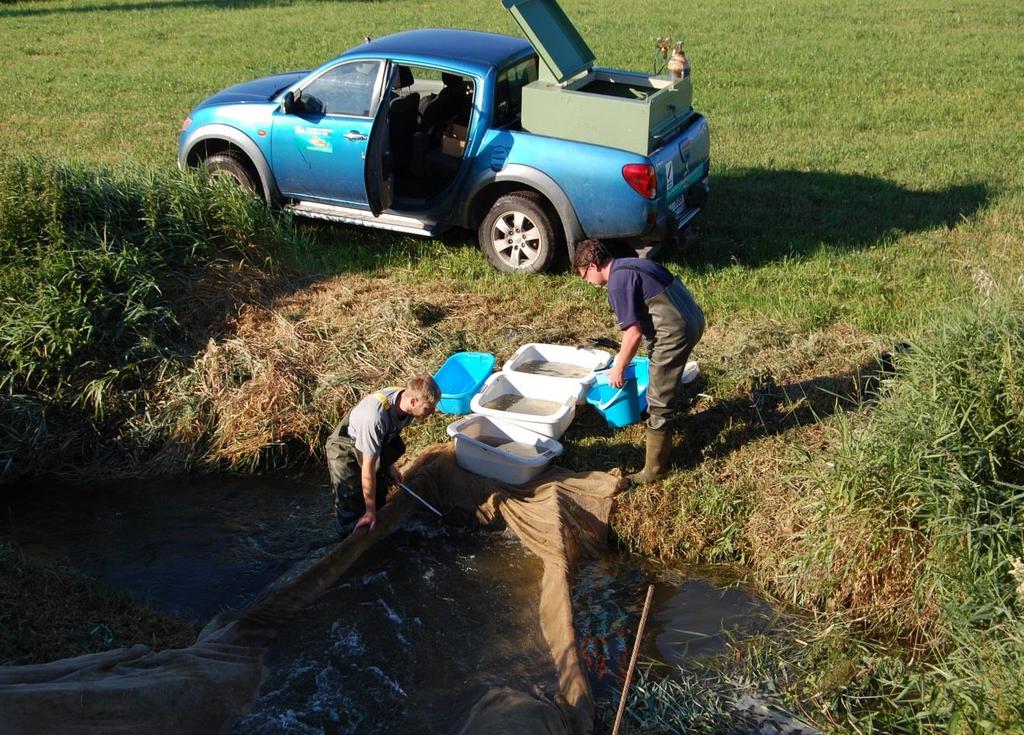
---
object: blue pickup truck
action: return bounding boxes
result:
[178,0,710,273]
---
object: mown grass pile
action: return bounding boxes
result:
[0,156,308,481]
[155,270,612,471]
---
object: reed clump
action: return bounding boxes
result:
[0,156,307,481]
[779,285,1024,728]
[617,286,1024,732]
[783,287,1023,633]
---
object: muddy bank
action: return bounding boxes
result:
[0,540,198,666]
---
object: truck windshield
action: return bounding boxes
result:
[493,57,539,128]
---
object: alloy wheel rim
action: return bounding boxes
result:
[491,210,543,269]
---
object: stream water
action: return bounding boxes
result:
[573,557,774,697]
[234,526,555,734]
[1,474,777,733]
[1,473,332,620]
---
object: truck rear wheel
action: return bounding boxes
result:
[478,192,558,274]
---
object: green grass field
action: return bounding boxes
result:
[1,0,1023,732]
[3,0,1021,334]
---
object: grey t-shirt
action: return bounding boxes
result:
[346,388,413,457]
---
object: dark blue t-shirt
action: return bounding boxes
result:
[606,258,673,335]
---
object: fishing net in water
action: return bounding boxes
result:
[0,444,623,735]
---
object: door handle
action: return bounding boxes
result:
[345,131,368,141]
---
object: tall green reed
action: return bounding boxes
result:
[0,156,306,415]
[786,284,1024,730]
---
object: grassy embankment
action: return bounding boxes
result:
[1,0,1022,731]
[0,540,198,665]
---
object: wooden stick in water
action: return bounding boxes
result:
[612,583,655,735]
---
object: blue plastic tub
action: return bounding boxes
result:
[434,352,496,414]
[586,357,650,428]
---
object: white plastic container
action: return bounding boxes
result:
[502,343,612,404]
[681,360,700,384]
[469,371,578,439]
[446,414,563,485]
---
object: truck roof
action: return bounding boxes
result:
[340,29,534,76]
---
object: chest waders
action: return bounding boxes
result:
[619,265,705,483]
[325,390,407,529]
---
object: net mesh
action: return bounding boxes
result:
[0,444,623,734]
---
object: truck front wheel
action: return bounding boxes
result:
[203,151,261,199]
[478,192,558,274]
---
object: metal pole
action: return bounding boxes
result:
[397,481,443,517]
[611,584,655,735]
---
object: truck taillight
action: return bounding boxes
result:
[622,163,656,199]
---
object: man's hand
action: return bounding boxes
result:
[355,510,376,531]
[610,324,644,388]
[388,465,403,485]
[609,363,626,388]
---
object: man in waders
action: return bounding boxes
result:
[325,374,441,535]
[573,239,705,483]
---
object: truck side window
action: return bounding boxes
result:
[301,60,382,117]
[493,57,538,128]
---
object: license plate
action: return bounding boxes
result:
[669,192,686,220]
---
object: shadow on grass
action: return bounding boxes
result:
[673,168,990,268]
[568,352,896,474]
[675,353,895,470]
[0,0,374,19]
[293,167,991,276]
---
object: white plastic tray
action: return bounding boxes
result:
[502,343,611,404]
[469,371,578,439]
[446,414,563,485]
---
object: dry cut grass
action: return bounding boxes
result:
[156,273,613,470]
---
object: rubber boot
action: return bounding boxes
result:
[627,429,672,484]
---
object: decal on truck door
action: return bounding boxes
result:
[295,126,334,154]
